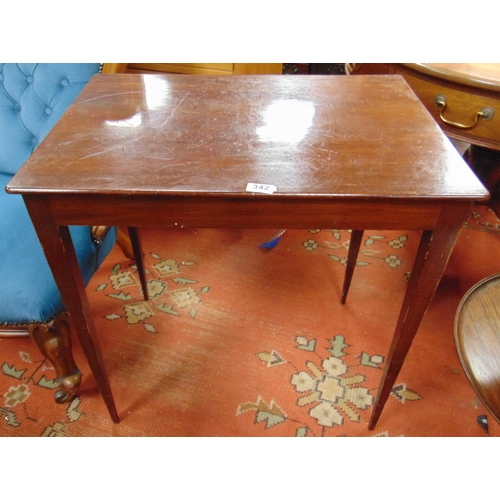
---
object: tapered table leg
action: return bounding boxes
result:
[24,195,119,423]
[341,230,364,304]
[128,227,149,301]
[368,202,472,429]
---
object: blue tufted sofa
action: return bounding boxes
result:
[0,63,118,403]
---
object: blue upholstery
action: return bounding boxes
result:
[0,63,117,326]
[0,64,102,175]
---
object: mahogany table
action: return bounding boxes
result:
[6,74,489,429]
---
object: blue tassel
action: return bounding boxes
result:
[260,229,286,249]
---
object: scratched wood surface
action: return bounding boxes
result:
[8,74,486,201]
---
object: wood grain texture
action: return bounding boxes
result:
[6,74,489,426]
[23,195,119,423]
[405,63,500,93]
[8,74,487,201]
[355,64,500,151]
[118,63,282,76]
[369,201,473,429]
[455,273,500,424]
[397,69,500,150]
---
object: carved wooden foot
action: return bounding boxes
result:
[92,225,135,260]
[29,315,82,404]
[116,229,135,260]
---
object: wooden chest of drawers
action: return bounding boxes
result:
[394,64,500,151]
[352,63,500,151]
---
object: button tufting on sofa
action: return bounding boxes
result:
[1,63,110,321]
[0,63,120,405]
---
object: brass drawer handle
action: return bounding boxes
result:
[434,95,495,129]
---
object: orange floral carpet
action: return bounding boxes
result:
[2,205,500,437]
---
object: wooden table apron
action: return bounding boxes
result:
[7,73,488,429]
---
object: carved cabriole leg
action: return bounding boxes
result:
[28,314,82,404]
[92,225,135,260]
[92,225,148,299]
[117,229,134,260]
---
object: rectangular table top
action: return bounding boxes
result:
[7,73,488,202]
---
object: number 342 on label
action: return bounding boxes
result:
[245,183,277,194]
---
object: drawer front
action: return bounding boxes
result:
[401,73,500,149]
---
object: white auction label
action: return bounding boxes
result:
[245,183,277,194]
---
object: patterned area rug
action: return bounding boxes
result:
[2,204,500,437]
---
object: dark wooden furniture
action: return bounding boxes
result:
[393,64,499,150]
[455,274,500,424]
[352,63,500,212]
[6,74,488,429]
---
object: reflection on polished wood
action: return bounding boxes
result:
[7,74,488,428]
[104,63,283,76]
[9,75,486,200]
[398,64,499,150]
[352,63,500,213]
[353,63,500,150]
[455,274,500,424]
[409,64,500,93]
